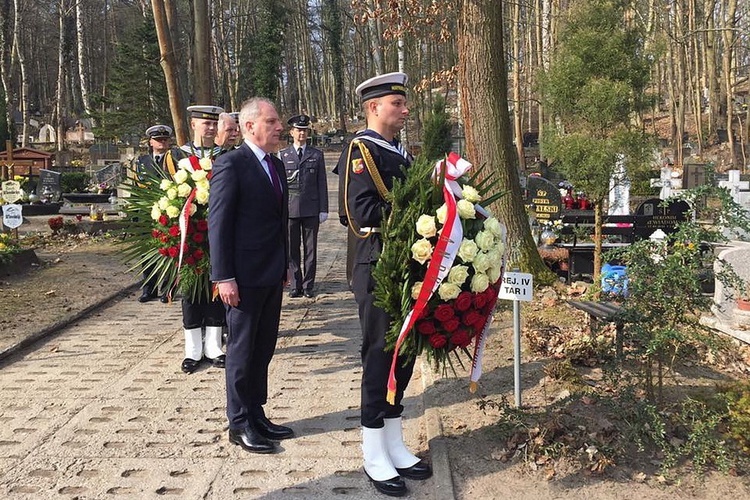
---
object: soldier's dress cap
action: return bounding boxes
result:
[287,114,311,129]
[187,105,224,120]
[146,125,173,138]
[356,72,408,102]
[229,112,240,123]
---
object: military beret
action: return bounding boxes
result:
[187,105,224,120]
[146,125,172,139]
[287,114,311,129]
[356,72,409,102]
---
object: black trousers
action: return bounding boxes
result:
[353,262,416,428]
[224,283,283,430]
[288,216,320,292]
[181,297,226,329]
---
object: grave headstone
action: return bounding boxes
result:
[36,169,62,203]
[683,162,707,189]
[718,170,750,210]
[525,175,562,222]
[608,158,630,215]
[633,197,691,239]
[93,163,122,189]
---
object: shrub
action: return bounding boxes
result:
[60,172,89,193]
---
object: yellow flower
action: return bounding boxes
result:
[195,179,210,191]
[457,238,479,263]
[199,157,213,171]
[470,272,490,293]
[173,169,189,184]
[456,199,476,219]
[0,242,6,251]
[484,217,503,237]
[177,183,192,197]
[461,185,482,203]
[436,204,447,224]
[167,188,178,200]
[160,179,173,191]
[411,238,433,265]
[472,252,491,273]
[487,265,502,284]
[166,205,180,218]
[447,265,470,286]
[191,169,208,182]
[411,281,423,299]
[195,188,209,205]
[438,282,461,301]
[151,204,162,221]
[475,230,495,251]
[416,214,437,238]
[158,197,170,210]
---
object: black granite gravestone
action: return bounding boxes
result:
[525,175,562,222]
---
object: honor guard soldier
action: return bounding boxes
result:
[163,104,227,374]
[279,114,328,298]
[136,124,173,303]
[336,72,432,496]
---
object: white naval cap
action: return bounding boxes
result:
[355,72,408,102]
[187,105,224,120]
[145,124,172,138]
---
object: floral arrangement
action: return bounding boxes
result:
[374,152,507,400]
[0,232,22,264]
[121,155,213,302]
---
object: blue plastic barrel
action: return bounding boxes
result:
[601,264,628,296]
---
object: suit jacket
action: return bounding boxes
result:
[135,153,166,181]
[208,142,289,288]
[279,145,328,219]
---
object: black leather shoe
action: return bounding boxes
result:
[138,290,155,303]
[208,354,225,368]
[303,289,314,298]
[364,471,407,497]
[289,289,302,298]
[160,294,169,303]
[181,358,201,374]
[396,460,433,480]
[228,427,276,454]
[252,413,294,440]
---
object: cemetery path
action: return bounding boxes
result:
[1,164,749,497]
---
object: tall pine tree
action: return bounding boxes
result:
[239,1,286,100]
[92,14,170,141]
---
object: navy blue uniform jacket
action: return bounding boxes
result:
[208,143,289,288]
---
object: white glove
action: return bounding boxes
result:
[319,212,328,223]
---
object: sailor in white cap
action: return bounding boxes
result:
[335,72,432,497]
[135,124,174,303]
[162,104,227,374]
[279,114,328,298]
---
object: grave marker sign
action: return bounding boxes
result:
[525,175,562,222]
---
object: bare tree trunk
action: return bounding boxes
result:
[12,0,27,147]
[722,0,738,168]
[459,0,554,281]
[75,0,93,123]
[704,0,719,139]
[193,0,211,104]
[512,0,524,169]
[152,0,187,145]
[0,0,13,146]
[54,0,69,152]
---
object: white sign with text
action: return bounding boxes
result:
[2,203,23,229]
[498,271,533,302]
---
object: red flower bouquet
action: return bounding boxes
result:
[374,153,507,401]
[121,155,214,302]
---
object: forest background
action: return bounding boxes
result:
[0,0,747,171]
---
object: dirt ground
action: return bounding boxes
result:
[3,218,750,499]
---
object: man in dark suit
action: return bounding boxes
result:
[136,124,172,303]
[279,114,328,298]
[208,97,293,454]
